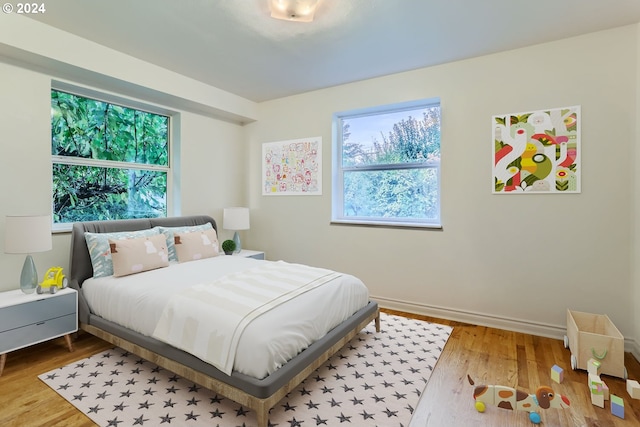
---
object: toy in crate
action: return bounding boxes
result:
[564,309,626,379]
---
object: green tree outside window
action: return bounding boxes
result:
[51,90,169,224]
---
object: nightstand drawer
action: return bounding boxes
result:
[0,292,75,333]
[0,313,76,353]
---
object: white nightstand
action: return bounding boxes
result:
[0,287,77,376]
[232,250,265,260]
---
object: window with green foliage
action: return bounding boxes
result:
[332,99,441,227]
[51,89,169,225]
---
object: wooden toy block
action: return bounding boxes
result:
[591,392,605,408]
[550,365,564,383]
[611,394,624,419]
[587,358,601,376]
[627,379,640,399]
[589,374,605,408]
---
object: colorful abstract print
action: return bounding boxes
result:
[493,106,580,193]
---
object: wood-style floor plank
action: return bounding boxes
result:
[1,310,639,427]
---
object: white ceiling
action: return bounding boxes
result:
[26,0,640,102]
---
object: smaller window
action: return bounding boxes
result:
[332,99,441,227]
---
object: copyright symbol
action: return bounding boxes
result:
[2,3,13,13]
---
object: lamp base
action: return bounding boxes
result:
[20,254,38,294]
[233,231,242,254]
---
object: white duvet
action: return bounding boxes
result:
[82,256,369,379]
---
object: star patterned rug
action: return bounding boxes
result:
[39,313,452,427]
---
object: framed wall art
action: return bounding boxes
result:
[492,105,580,194]
[262,137,322,195]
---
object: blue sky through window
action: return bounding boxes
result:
[345,107,429,149]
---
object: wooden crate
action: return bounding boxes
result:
[566,309,625,378]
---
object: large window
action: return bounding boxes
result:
[51,89,169,226]
[332,99,441,227]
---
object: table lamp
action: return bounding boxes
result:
[4,215,52,294]
[223,207,250,253]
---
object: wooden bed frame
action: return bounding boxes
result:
[68,215,380,427]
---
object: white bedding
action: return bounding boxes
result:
[82,256,369,379]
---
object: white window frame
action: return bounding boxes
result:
[51,82,175,232]
[331,98,441,228]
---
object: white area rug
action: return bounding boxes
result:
[39,313,452,427]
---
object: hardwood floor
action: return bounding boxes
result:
[0,332,111,427]
[1,310,639,426]
[393,309,640,427]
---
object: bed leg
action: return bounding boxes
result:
[375,311,381,332]
[256,409,269,427]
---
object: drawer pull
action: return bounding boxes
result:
[36,321,45,326]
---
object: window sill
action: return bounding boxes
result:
[330,219,442,230]
[52,223,72,234]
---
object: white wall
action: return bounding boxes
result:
[246,25,639,353]
[179,112,248,243]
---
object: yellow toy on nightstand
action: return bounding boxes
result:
[37,267,68,294]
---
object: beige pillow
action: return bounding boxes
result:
[109,234,169,277]
[174,228,220,263]
[154,223,213,261]
[85,228,160,277]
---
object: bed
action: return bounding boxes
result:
[68,215,380,427]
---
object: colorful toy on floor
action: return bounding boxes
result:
[589,373,609,408]
[587,358,612,408]
[627,379,640,399]
[550,364,564,383]
[587,358,601,376]
[611,394,624,419]
[467,375,570,424]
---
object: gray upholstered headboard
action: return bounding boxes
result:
[69,215,217,289]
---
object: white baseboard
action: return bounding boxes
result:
[374,295,640,361]
[631,341,640,362]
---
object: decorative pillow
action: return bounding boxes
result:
[84,228,160,278]
[154,223,213,261]
[174,228,220,263]
[109,234,169,277]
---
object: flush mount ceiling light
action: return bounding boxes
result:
[268,0,321,22]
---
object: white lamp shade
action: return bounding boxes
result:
[4,215,52,254]
[223,207,250,231]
